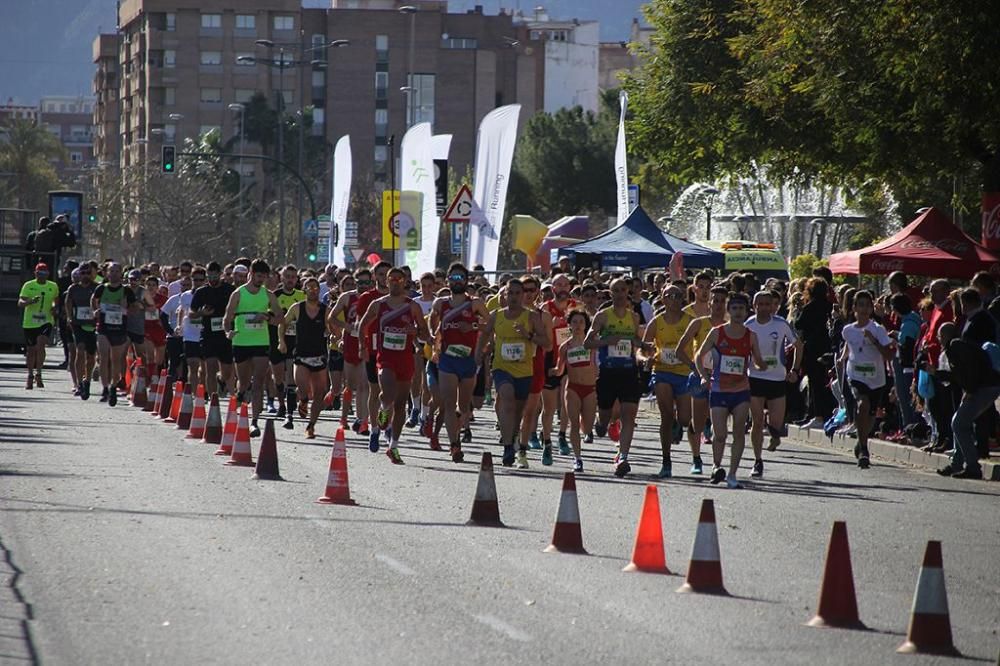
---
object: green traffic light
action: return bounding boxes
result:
[308,254,317,262]
[88,215,96,222]
[164,163,173,172]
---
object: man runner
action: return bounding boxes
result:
[190,261,235,397]
[270,265,305,428]
[18,263,59,390]
[279,277,329,439]
[91,263,138,405]
[64,263,98,399]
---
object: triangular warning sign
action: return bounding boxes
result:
[442,184,474,223]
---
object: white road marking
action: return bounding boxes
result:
[375,553,416,576]
[473,614,532,642]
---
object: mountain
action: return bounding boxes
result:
[0,0,643,104]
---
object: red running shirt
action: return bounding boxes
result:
[710,324,752,393]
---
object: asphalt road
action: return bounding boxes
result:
[1,354,998,665]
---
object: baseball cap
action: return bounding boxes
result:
[127,269,142,279]
[35,262,49,272]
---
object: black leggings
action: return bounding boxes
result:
[804,356,834,421]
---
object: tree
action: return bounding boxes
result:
[0,117,65,211]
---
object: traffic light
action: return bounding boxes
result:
[161,145,176,173]
[87,206,97,224]
[305,239,317,263]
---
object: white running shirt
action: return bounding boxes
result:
[745,315,797,382]
[842,320,891,389]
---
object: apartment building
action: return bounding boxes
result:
[92,34,121,165]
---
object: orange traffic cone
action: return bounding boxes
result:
[252,419,282,480]
[186,385,207,439]
[157,377,174,420]
[808,521,865,629]
[143,371,159,412]
[130,361,147,409]
[897,541,958,656]
[202,393,223,444]
[215,396,238,456]
[544,472,587,554]
[125,349,135,394]
[166,381,183,422]
[677,499,728,595]
[623,485,670,574]
[175,384,193,429]
[467,452,503,527]
[316,428,356,505]
[224,403,254,467]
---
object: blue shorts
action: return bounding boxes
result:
[653,371,690,397]
[438,353,477,379]
[688,372,709,400]
[492,369,532,401]
[710,390,751,411]
[425,360,439,389]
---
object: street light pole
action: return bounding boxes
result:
[701,186,720,241]
[399,5,418,129]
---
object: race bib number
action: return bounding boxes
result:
[854,362,876,379]
[299,355,326,368]
[349,322,359,338]
[210,316,225,332]
[555,327,572,347]
[720,354,745,375]
[764,355,780,370]
[445,344,472,358]
[75,306,94,321]
[567,346,589,365]
[501,342,525,362]
[608,339,632,358]
[144,309,159,321]
[31,311,47,324]
[383,331,407,351]
[102,304,123,325]
[659,348,679,365]
[242,316,265,331]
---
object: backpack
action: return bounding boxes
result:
[982,341,1000,373]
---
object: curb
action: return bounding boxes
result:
[787,425,1000,482]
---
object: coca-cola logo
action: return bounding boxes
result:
[983,202,1000,240]
[898,238,968,253]
[871,259,905,271]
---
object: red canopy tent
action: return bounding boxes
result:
[828,207,1000,278]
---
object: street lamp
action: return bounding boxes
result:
[400,5,418,129]
[700,186,720,240]
[734,215,751,240]
[229,103,246,253]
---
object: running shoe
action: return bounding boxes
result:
[268,401,279,416]
[73,386,81,397]
[541,446,553,466]
[376,407,390,431]
[858,455,870,470]
[450,445,464,463]
[25,375,33,391]
[529,431,541,449]
[305,425,316,439]
[594,421,607,438]
[750,459,764,478]
[351,418,363,434]
[108,387,117,407]
[710,466,726,484]
[369,429,381,453]
[584,432,594,444]
[609,420,621,442]
[35,373,44,388]
[100,385,108,402]
[81,381,90,401]
[406,407,420,428]
[573,458,584,473]
[655,462,672,479]
[726,475,743,489]
[502,445,515,467]
[690,457,703,475]
[613,455,631,478]
[386,447,404,465]
[558,431,570,455]
[516,450,529,469]
[249,423,261,438]
[767,436,781,452]
[462,426,472,443]
[282,415,294,430]
[429,433,442,451]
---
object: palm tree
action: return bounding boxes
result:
[0,117,66,210]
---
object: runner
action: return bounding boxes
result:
[429,264,490,463]
[745,289,802,477]
[518,276,553,456]
[554,309,597,472]
[270,265,305,428]
[641,282,694,478]
[323,273,351,427]
[91,263,138,406]
[177,266,207,387]
[409,272,438,429]
[476,277,548,468]
[356,261,391,451]
[141,276,168,376]
[162,274,189,382]
[327,269,372,435]
[279,277,328,439]
[356,266,433,463]
[540,273,576,464]
[190,261,235,397]
[675,284,729,474]
[125,269,147,372]
[686,271,714,318]
[64,266,98,398]
[18,262,59,390]
[586,277,648,477]
[223,258,282,437]
[693,293,768,488]
[838,290,893,469]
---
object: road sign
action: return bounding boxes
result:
[302,218,319,241]
[442,184,474,223]
[450,221,464,254]
[434,159,448,216]
[350,248,365,261]
[316,215,331,262]
[344,221,358,247]
[381,190,422,251]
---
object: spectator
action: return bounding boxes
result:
[890,293,922,428]
[916,279,955,451]
[795,277,834,427]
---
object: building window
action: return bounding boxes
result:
[235,89,255,103]
[201,13,221,29]
[201,51,222,66]
[70,152,83,163]
[200,88,222,103]
[311,108,324,136]
[374,108,388,136]
[165,13,175,31]
[407,73,435,126]
[375,34,389,51]
[280,90,294,106]
[236,14,255,29]
[374,146,388,163]
[164,87,175,105]
[312,34,326,58]
[442,37,478,49]
[164,50,176,68]
[375,71,388,99]
[273,16,293,31]
[235,53,254,66]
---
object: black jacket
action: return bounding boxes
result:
[945,338,1000,392]
[961,309,997,347]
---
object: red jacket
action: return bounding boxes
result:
[918,301,953,366]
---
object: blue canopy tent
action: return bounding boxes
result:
[557,206,725,269]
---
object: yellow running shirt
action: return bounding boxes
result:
[491,309,535,378]
[652,311,693,374]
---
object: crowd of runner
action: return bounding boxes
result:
[17,254,997,484]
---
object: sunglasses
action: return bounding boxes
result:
[448,274,465,281]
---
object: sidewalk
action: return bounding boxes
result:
[786,424,1000,482]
